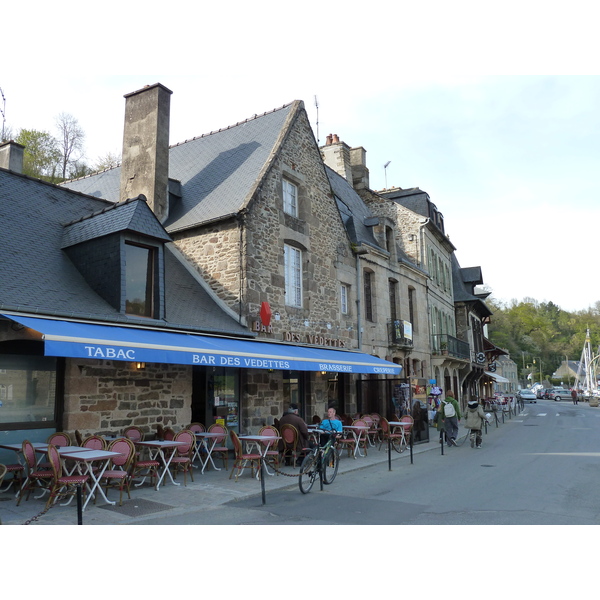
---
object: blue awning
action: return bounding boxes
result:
[2,314,402,375]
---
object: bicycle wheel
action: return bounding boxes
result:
[322,447,339,484]
[391,434,407,453]
[299,451,318,494]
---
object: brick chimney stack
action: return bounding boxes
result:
[120,83,172,222]
[320,133,353,182]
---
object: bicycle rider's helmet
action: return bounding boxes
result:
[467,400,479,408]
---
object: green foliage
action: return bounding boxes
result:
[487,297,600,380]
[16,128,62,182]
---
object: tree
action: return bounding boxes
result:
[15,128,61,181]
[55,112,85,180]
[94,151,121,171]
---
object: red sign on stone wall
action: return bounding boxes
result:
[260,302,272,327]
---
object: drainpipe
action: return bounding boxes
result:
[417,218,430,268]
[356,252,363,350]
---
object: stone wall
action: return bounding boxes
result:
[62,358,192,438]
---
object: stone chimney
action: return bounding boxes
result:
[320,133,353,182]
[0,140,25,173]
[349,146,369,190]
[120,83,172,222]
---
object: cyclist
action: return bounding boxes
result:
[316,407,343,446]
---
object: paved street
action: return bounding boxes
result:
[3,401,600,527]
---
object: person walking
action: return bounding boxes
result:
[441,390,461,446]
[571,389,578,405]
[465,399,488,448]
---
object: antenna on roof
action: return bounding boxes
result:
[384,161,391,188]
[0,87,6,141]
[314,95,320,144]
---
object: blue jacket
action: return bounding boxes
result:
[319,418,343,432]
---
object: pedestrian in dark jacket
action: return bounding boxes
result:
[464,399,488,448]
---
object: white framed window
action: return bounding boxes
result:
[283,179,298,217]
[284,244,302,307]
[340,284,349,314]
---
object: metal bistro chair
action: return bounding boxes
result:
[45,443,90,510]
[81,435,107,451]
[100,437,136,506]
[207,424,229,470]
[37,432,72,471]
[258,425,280,473]
[229,431,262,481]
[378,417,405,451]
[16,440,54,506]
[280,424,309,468]
[168,429,196,486]
[0,460,24,494]
[123,426,145,443]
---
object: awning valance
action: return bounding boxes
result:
[485,371,509,383]
[2,314,402,375]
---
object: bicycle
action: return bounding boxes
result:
[298,430,340,494]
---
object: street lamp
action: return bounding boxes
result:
[533,357,542,385]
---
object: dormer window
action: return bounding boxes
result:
[125,242,156,318]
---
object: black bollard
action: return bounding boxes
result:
[76,484,83,525]
[319,451,324,491]
[260,460,266,505]
[388,436,392,471]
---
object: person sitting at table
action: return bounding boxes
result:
[278,404,313,464]
[318,407,344,443]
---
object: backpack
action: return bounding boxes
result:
[443,400,456,418]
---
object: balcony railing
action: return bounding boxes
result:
[431,334,470,360]
[388,320,414,348]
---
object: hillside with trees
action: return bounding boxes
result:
[2,113,119,183]
[486,297,600,382]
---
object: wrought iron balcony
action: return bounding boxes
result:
[431,334,470,360]
[388,320,414,348]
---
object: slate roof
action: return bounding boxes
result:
[62,196,172,249]
[326,165,381,249]
[62,103,297,233]
[451,254,492,317]
[0,168,250,335]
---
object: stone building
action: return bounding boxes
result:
[59,84,400,437]
[321,136,431,415]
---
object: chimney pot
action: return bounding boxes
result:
[332,134,340,143]
[326,134,333,146]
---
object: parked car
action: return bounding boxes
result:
[518,389,537,403]
[548,388,570,402]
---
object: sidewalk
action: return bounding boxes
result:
[0,426,477,526]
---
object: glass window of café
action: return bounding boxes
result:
[0,350,60,430]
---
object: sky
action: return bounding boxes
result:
[2,1,600,314]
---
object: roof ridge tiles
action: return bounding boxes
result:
[169,101,294,149]
[63,195,143,226]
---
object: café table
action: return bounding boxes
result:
[193,432,223,474]
[342,425,369,458]
[60,448,124,510]
[388,421,411,446]
[238,435,281,477]
[134,440,185,490]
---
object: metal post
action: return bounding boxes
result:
[388,436,392,470]
[260,459,266,505]
[76,484,83,525]
[409,435,413,464]
[319,451,324,491]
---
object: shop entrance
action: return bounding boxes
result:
[192,366,240,434]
